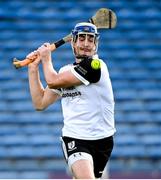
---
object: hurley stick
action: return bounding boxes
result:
[13,8,117,69]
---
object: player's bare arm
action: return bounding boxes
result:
[28,51,60,111]
[38,43,82,89]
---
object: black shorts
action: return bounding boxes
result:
[61,136,114,178]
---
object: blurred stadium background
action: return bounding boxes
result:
[0,0,161,178]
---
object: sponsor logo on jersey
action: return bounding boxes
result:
[62,91,81,98]
[62,87,81,98]
[76,65,87,75]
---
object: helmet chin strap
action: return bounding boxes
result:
[76,55,90,60]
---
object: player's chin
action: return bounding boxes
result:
[80,51,93,57]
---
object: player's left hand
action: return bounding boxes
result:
[37,43,51,62]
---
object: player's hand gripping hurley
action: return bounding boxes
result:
[13,8,117,69]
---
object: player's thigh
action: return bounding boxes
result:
[61,136,95,178]
[71,159,95,179]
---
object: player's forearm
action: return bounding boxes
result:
[28,67,45,110]
[42,59,58,86]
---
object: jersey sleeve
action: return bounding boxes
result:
[51,88,62,96]
[47,86,62,96]
[71,57,101,85]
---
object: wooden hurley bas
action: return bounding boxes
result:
[13,8,117,69]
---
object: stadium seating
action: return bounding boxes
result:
[0,0,161,178]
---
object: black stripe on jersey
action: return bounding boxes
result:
[74,57,101,83]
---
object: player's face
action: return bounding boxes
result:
[74,34,96,57]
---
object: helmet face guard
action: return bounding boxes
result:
[71,22,99,58]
